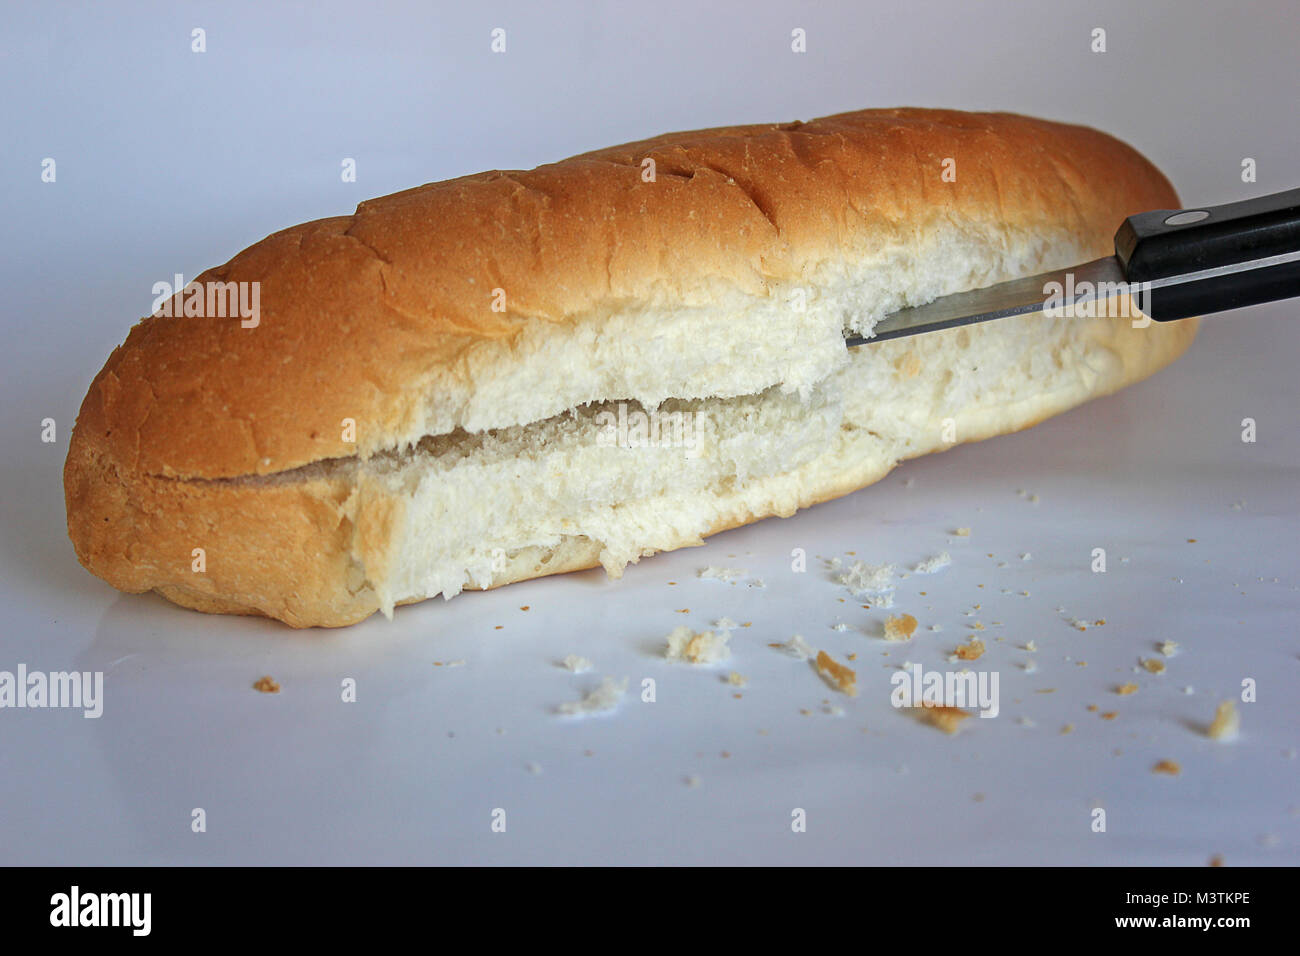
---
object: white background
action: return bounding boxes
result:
[1,0,1296,864]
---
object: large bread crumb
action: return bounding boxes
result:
[1207,700,1240,741]
[883,613,919,641]
[954,638,985,661]
[837,561,894,596]
[665,626,731,664]
[779,634,816,661]
[557,677,628,716]
[560,654,593,673]
[252,676,280,693]
[919,703,971,734]
[815,651,858,697]
[912,552,952,574]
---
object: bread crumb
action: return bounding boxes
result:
[1207,700,1240,741]
[883,613,919,641]
[918,702,971,734]
[1020,553,1032,561]
[1208,854,1224,867]
[665,626,730,664]
[1023,640,1037,652]
[1140,658,1166,675]
[1159,640,1180,657]
[698,566,747,583]
[781,634,816,661]
[1060,723,1075,734]
[1153,759,1181,776]
[713,616,739,631]
[1116,683,1139,696]
[685,775,701,788]
[952,527,971,537]
[912,552,952,574]
[815,650,858,697]
[560,654,592,673]
[557,677,628,716]
[1099,711,1118,721]
[252,676,280,694]
[837,561,894,596]
[928,623,942,632]
[726,671,747,688]
[954,638,985,661]
[846,652,857,661]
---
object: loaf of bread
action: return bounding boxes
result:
[63,108,1198,627]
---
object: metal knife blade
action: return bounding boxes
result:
[846,256,1126,346]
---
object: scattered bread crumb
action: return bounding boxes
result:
[883,613,919,642]
[952,527,971,537]
[713,616,738,631]
[557,677,628,716]
[1100,711,1118,721]
[912,552,952,574]
[1207,700,1240,741]
[780,634,816,661]
[1116,683,1139,696]
[698,566,747,583]
[1159,640,1180,657]
[560,654,593,673]
[726,672,747,688]
[685,775,701,788]
[1152,759,1181,776]
[252,676,280,694]
[1209,854,1224,867]
[815,650,858,697]
[837,561,894,595]
[1060,724,1075,735]
[1023,640,1037,652]
[918,703,971,734]
[1140,658,1166,675]
[665,626,731,664]
[954,638,985,661]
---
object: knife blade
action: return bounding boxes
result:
[847,187,1300,346]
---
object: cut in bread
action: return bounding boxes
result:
[64,108,1198,626]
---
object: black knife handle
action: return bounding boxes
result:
[1114,187,1300,321]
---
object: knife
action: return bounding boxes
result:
[847,187,1300,345]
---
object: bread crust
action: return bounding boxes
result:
[64,107,1197,626]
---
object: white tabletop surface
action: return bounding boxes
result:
[1,0,1297,866]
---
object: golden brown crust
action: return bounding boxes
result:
[72,107,1178,481]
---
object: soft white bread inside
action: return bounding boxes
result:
[64,108,1198,627]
